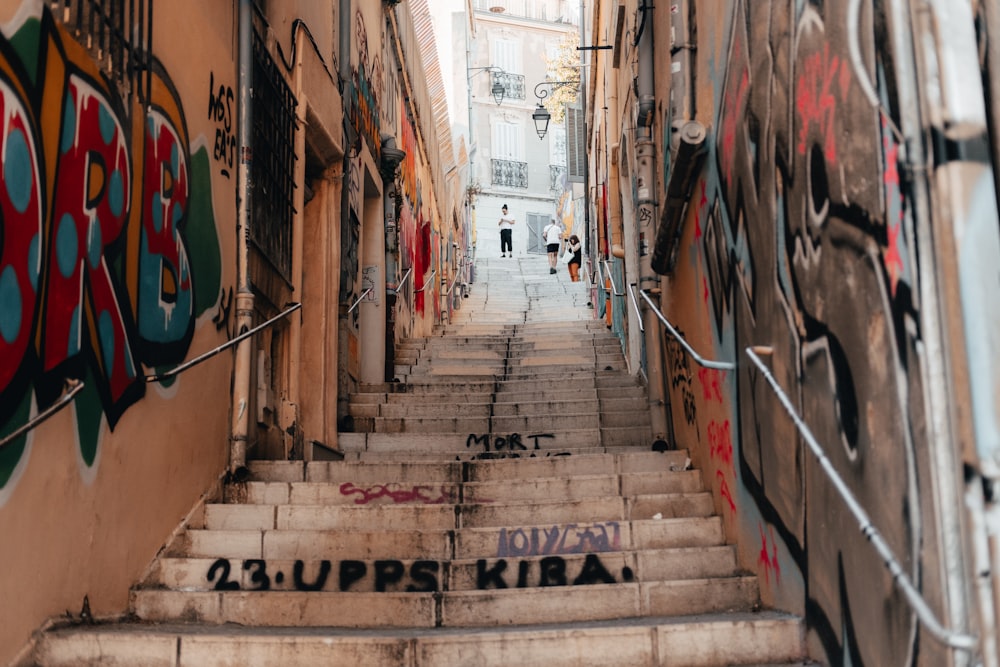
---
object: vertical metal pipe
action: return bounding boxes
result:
[230,0,255,479]
[888,0,982,661]
[287,30,307,459]
[634,0,669,444]
[337,0,353,429]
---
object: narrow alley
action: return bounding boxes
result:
[31,253,808,666]
[1,1,998,666]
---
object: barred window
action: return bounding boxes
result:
[251,29,298,281]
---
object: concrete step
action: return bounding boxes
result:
[34,612,806,667]
[128,576,760,628]
[336,429,654,454]
[198,490,714,534]
[247,450,692,484]
[172,515,727,563]
[235,470,699,507]
[146,545,740,593]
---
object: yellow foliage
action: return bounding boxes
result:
[541,32,581,125]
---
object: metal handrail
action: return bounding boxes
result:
[145,302,303,383]
[601,260,625,297]
[446,273,461,296]
[745,346,979,652]
[0,379,85,450]
[415,270,437,293]
[347,288,373,314]
[636,288,735,370]
[627,283,644,331]
[396,267,413,291]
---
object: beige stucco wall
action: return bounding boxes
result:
[0,2,238,662]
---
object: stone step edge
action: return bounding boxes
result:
[144,544,742,591]
[127,577,763,628]
[36,608,803,640]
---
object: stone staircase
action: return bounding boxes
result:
[29,256,808,666]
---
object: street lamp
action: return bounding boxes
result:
[532,80,580,139]
[469,66,507,105]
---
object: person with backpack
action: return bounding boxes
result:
[543,218,563,274]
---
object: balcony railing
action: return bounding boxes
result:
[491,159,528,188]
[492,71,525,101]
[473,0,578,25]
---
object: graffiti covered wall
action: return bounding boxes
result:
[0,3,232,662]
[651,1,990,664]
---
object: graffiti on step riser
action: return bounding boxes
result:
[497,522,621,557]
[339,482,454,505]
[476,554,634,589]
[466,432,556,453]
[206,558,440,592]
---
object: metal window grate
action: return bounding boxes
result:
[251,29,298,281]
[49,0,153,106]
[491,159,528,188]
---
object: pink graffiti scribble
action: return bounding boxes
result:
[795,43,848,163]
[717,470,736,513]
[702,275,709,304]
[758,523,781,584]
[339,482,453,505]
[698,367,724,403]
[708,419,733,465]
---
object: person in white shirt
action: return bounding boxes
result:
[498,205,515,257]
[543,219,563,274]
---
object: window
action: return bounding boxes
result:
[491,38,521,75]
[492,121,523,161]
[252,28,298,280]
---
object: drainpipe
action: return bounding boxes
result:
[337,0,353,428]
[230,0,254,480]
[634,0,669,445]
[381,137,406,381]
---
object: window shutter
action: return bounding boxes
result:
[566,107,585,182]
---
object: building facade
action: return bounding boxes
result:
[459,0,579,259]
[0,1,462,662]
[587,0,1000,665]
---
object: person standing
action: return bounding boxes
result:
[498,204,515,257]
[543,218,563,274]
[565,234,582,282]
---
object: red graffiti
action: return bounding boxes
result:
[43,76,135,402]
[693,181,707,243]
[795,43,848,163]
[698,367,724,403]
[339,482,453,505]
[717,470,736,514]
[758,523,781,584]
[882,122,905,297]
[707,419,732,465]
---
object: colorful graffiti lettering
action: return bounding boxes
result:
[0,9,221,486]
